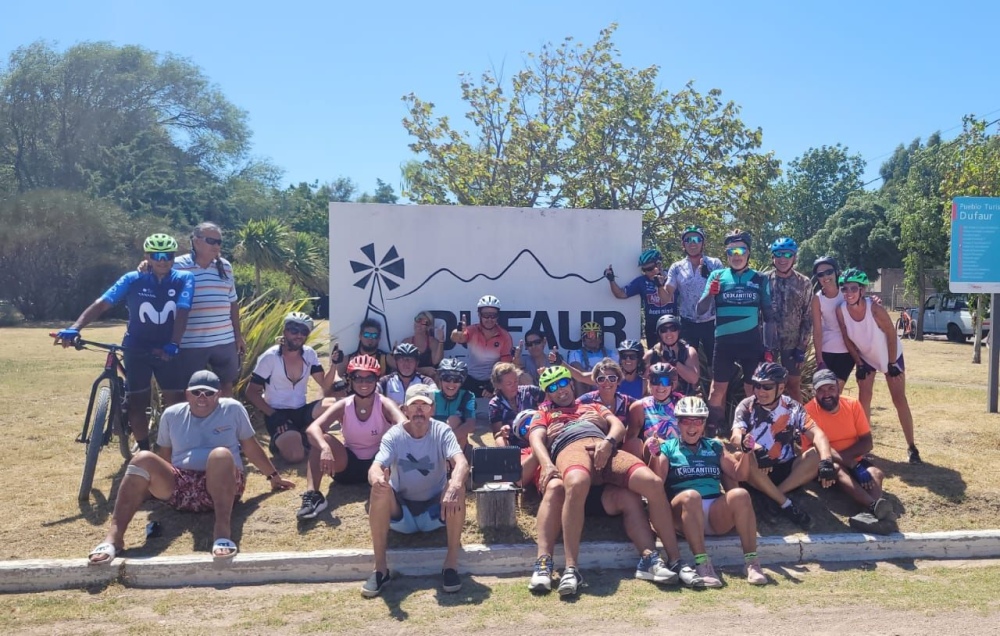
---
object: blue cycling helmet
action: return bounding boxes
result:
[638,249,662,266]
[769,237,798,254]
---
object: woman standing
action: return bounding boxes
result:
[402,311,445,379]
[810,256,853,389]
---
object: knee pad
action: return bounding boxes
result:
[125,463,151,481]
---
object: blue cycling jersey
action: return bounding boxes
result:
[100,270,195,350]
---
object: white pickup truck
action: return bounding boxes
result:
[905,293,991,342]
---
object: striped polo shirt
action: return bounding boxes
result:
[173,253,238,348]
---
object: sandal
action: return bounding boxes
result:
[212,538,238,560]
[87,542,120,565]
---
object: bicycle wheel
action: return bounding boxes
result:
[80,382,111,501]
[114,379,132,460]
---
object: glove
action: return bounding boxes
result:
[856,362,874,381]
[330,344,344,365]
[56,327,80,343]
[604,265,615,282]
[763,349,775,363]
[887,363,903,378]
[741,433,756,452]
[645,436,662,457]
[753,448,775,468]
[789,348,806,363]
[709,278,721,296]
[818,459,837,482]
[853,463,873,486]
[162,342,180,357]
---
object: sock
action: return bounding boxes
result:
[694,553,708,565]
[744,552,757,563]
[780,498,792,509]
[136,438,151,452]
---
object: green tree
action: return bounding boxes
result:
[401,24,779,245]
[284,231,328,293]
[235,218,292,296]
[357,178,398,204]
[777,144,865,243]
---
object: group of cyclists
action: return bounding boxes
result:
[57,221,919,596]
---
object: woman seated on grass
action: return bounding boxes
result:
[655,395,768,588]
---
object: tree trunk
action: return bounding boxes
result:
[915,268,926,341]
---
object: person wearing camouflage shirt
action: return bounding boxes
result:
[766,238,813,402]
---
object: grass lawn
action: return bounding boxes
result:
[1,322,998,561]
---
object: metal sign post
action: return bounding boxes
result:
[949,198,1000,413]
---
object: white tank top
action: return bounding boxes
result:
[839,298,902,372]
[816,290,848,353]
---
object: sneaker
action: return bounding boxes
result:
[870,497,892,520]
[694,561,723,588]
[528,555,555,592]
[635,550,678,585]
[361,570,391,598]
[669,560,704,588]
[441,568,462,593]
[745,559,768,586]
[296,490,327,520]
[557,566,583,597]
[908,445,922,464]
[780,500,812,529]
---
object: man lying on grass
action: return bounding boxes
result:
[87,370,294,564]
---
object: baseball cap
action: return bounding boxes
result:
[812,369,839,390]
[404,383,436,406]
[187,370,221,393]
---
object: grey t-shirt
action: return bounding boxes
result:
[374,418,462,503]
[157,398,256,472]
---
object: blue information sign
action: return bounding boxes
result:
[950,197,1000,293]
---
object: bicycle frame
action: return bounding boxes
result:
[77,350,126,445]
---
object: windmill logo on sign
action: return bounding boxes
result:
[350,243,405,347]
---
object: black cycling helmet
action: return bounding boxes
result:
[723,229,752,249]
[617,339,643,354]
[437,357,468,380]
[648,362,676,380]
[655,314,682,330]
[751,362,788,385]
[812,255,840,278]
[393,342,420,359]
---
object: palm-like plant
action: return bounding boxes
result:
[285,231,328,293]
[235,218,292,296]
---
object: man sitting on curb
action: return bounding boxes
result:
[87,371,294,564]
[804,369,894,526]
[362,383,469,598]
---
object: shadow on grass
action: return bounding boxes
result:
[878,455,967,502]
[44,463,128,528]
[296,482,372,533]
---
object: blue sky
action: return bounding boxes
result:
[3,1,999,196]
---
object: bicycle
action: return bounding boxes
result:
[51,334,161,500]
[896,310,916,340]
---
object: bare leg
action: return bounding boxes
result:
[671,490,706,555]
[742,453,791,506]
[368,486,400,573]
[94,451,175,561]
[560,469,591,568]
[602,486,655,553]
[776,449,820,494]
[536,479,565,558]
[856,373,876,422]
[627,468,683,563]
[205,448,238,542]
[275,431,306,463]
[442,495,466,570]
[885,373,915,447]
[127,390,153,443]
[711,488,757,555]
[785,376,802,403]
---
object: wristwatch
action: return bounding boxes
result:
[604,435,619,448]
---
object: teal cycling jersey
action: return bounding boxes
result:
[702,268,774,341]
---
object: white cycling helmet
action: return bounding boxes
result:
[674,396,710,419]
[284,311,314,333]
[477,295,501,310]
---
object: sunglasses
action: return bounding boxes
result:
[650,376,672,387]
[189,389,218,398]
[544,377,572,393]
[753,382,776,391]
[620,353,639,361]
[726,246,748,257]
[198,236,223,246]
[285,324,310,336]
[414,317,430,326]
[361,331,380,339]
[439,373,464,383]
[815,269,836,278]
[526,339,544,347]
[596,374,619,384]
[641,264,657,273]
[683,235,704,244]
[149,252,175,262]
[678,417,705,426]
[772,250,796,259]
[479,312,499,320]
[840,284,861,294]
[658,325,680,334]
[350,373,377,384]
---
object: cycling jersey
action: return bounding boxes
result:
[100,270,195,350]
[666,256,724,322]
[566,346,619,372]
[378,372,436,406]
[660,436,724,500]
[702,268,775,345]
[768,269,813,351]
[732,395,815,465]
[634,393,686,441]
[647,341,696,395]
[488,385,544,448]
[462,324,513,380]
[618,375,644,400]
[578,390,634,419]
[250,344,324,410]
[623,275,675,319]
[434,388,476,423]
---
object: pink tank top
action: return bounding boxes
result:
[342,394,390,460]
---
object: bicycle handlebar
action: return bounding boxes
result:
[49,333,125,353]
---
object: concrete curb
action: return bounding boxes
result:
[4,530,1000,593]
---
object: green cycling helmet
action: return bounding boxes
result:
[539,365,572,392]
[680,225,706,241]
[143,233,178,253]
[838,268,869,287]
